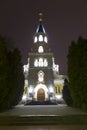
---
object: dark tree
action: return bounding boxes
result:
[10,49,24,106]
[62,78,73,106]
[0,35,24,111]
[0,35,9,109]
[67,36,87,109]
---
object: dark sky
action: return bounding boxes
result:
[0,0,87,74]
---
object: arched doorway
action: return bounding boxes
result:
[37,88,45,101]
[34,83,48,101]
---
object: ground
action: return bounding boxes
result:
[0,104,86,116]
[0,125,87,130]
[0,104,87,129]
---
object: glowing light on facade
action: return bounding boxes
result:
[38,70,44,82]
[34,84,48,100]
[39,35,43,42]
[38,46,44,53]
[44,58,48,66]
[56,94,62,99]
[49,86,54,93]
[39,58,43,67]
[22,95,27,101]
[44,36,48,43]
[34,59,38,67]
[23,64,29,72]
[34,36,37,43]
[28,86,33,93]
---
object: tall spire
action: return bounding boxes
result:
[34,13,48,43]
[36,13,45,33]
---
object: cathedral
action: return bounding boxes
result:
[22,14,64,104]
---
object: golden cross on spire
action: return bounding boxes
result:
[38,13,43,22]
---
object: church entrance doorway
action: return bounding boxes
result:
[37,88,45,101]
[34,83,48,101]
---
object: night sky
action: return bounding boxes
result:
[0,0,87,74]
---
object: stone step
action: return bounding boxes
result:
[25,101,57,105]
[0,115,87,125]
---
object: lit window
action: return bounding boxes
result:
[55,87,61,94]
[44,36,48,43]
[39,58,43,67]
[44,58,48,67]
[34,59,38,67]
[39,35,43,42]
[34,36,37,43]
[38,46,44,53]
[38,71,44,82]
[34,58,48,67]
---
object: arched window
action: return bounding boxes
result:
[34,36,37,43]
[34,59,38,67]
[34,58,48,67]
[39,35,43,42]
[44,36,48,43]
[39,58,43,67]
[38,46,44,53]
[38,70,44,82]
[44,58,48,67]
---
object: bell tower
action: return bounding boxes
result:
[27,13,55,102]
[22,13,65,104]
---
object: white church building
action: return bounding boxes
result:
[22,14,65,104]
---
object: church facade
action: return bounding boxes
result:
[22,17,64,104]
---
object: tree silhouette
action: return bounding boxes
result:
[0,35,24,111]
[67,36,87,109]
[62,78,73,106]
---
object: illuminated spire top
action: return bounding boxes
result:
[36,13,45,33]
[34,13,48,43]
[38,13,43,22]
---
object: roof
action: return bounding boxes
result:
[36,22,46,33]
